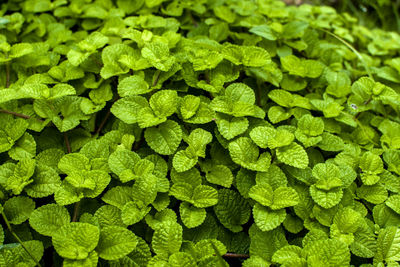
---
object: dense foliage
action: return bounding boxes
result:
[0,0,400,266]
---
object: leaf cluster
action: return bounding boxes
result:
[0,0,399,266]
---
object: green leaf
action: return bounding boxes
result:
[376,226,400,262]
[58,153,90,175]
[121,201,152,226]
[214,189,251,232]
[145,120,182,155]
[6,159,36,195]
[281,55,325,78]
[141,42,175,71]
[8,133,36,161]
[276,142,309,169]
[309,185,343,209]
[180,95,201,120]
[249,184,274,207]
[253,204,286,232]
[241,46,271,67]
[386,195,400,215]
[0,240,44,267]
[170,182,194,203]
[118,75,150,97]
[303,239,350,266]
[52,222,100,260]
[108,150,140,177]
[172,150,198,173]
[228,137,271,172]
[296,114,324,136]
[270,187,300,210]
[94,205,125,228]
[101,44,136,79]
[205,164,234,188]
[216,113,248,140]
[250,25,277,41]
[360,152,384,185]
[96,226,138,260]
[152,221,183,259]
[272,245,303,265]
[29,204,70,237]
[64,251,99,267]
[3,196,35,224]
[192,185,218,208]
[186,128,213,158]
[149,90,178,118]
[179,202,206,228]
[111,96,149,124]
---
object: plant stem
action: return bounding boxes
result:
[63,133,72,154]
[1,211,42,267]
[72,201,81,222]
[318,28,374,80]
[152,70,161,87]
[95,109,111,136]
[223,253,250,258]
[0,109,31,119]
[5,62,10,88]
[64,133,82,221]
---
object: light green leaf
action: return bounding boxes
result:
[108,150,140,177]
[216,113,248,140]
[271,187,300,210]
[149,90,178,118]
[64,251,98,267]
[152,221,183,259]
[281,55,324,78]
[121,201,152,226]
[276,142,309,169]
[228,137,271,172]
[186,128,213,158]
[272,245,303,265]
[205,164,234,188]
[8,133,36,161]
[376,226,400,262]
[29,204,70,237]
[141,42,175,71]
[58,153,90,175]
[172,149,198,173]
[118,75,150,97]
[180,95,201,120]
[309,185,343,209]
[253,204,286,232]
[386,195,400,215]
[192,185,218,208]
[249,184,274,207]
[170,182,194,203]
[52,222,100,260]
[179,202,206,228]
[96,226,138,260]
[111,96,149,124]
[25,164,61,198]
[145,120,182,155]
[3,196,35,225]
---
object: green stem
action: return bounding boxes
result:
[318,28,374,80]
[152,70,161,87]
[1,211,42,267]
[5,62,10,88]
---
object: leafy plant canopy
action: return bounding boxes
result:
[0,0,399,266]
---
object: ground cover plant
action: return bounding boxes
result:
[0,0,400,266]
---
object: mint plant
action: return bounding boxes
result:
[0,0,399,266]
